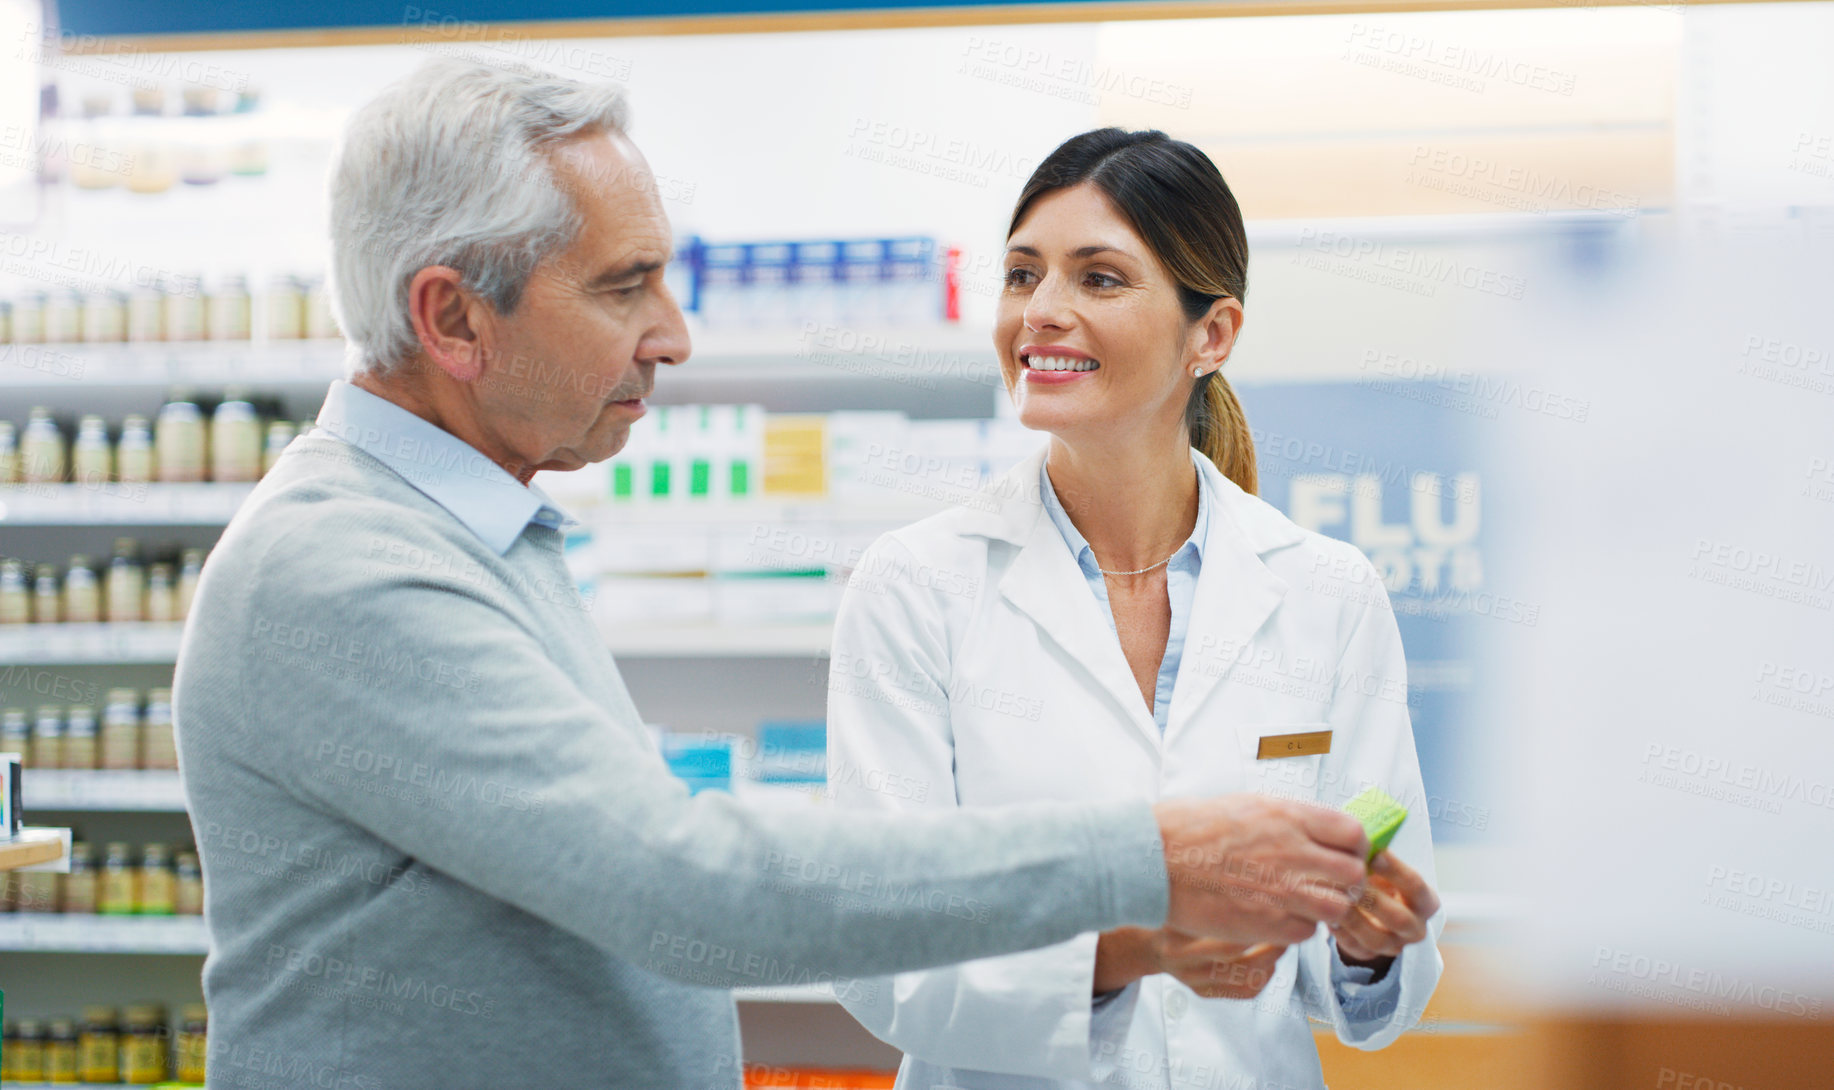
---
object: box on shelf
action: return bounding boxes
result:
[661,734,732,795]
[683,235,948,331]
[825,411,911,503]
[753,721,825,786]
[609,404,766,505]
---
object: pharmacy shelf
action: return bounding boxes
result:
[0,914,207,952]
[575,494,947,527]
[20,774,813,815]
[653,324,999,417]
[0,485,951,529]
[0,340,345,389]
[0,915,837,1008]
[0,619,830,662]
[24,770,187,811]
[0,482,255,524]
[0,325,992,390]
[0,622,184,663]
[682,323,993,373]
[599,620,834,658]
[0,828,70,871]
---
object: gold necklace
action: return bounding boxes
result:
[1095,550,1178,577]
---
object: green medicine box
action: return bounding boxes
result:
[1344,785,1407,864]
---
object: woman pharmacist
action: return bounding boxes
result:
[828,128,1443,1089]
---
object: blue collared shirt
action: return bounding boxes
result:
[311,380,575,555]
[1040,452,1405,1029]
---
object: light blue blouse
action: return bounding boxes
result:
[1039,457,1205,735]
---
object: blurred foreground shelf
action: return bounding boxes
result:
[0,828,69,871]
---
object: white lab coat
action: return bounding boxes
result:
[826,445,1444,1090]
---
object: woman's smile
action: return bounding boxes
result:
[1021,344,1102,384]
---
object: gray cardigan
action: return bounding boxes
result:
[173,432,1168,1089]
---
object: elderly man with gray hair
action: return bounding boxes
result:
[173,59,1372,1087]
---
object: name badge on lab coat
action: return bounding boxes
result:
[1256,729,1333,759]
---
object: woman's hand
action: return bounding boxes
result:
[1094,926,1288,1000]
[1154,931,1289,999]
[1329,851,1441,973]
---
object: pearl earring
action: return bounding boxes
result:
[1192,366,1205,378]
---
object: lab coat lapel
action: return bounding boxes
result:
[1169,460,1295,734]
[993,464,1163,753]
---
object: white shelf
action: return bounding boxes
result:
[0,916,839,1003]
[687,324,988,361]
[0,485,950,528]
[0,483,955,529]
[0,339,345,389]
[24,770,186,811]
[0,619,828,662]
[0,913,207,953]
[0,622,185,663]
[600,620,833,658]
[0,326,991,391]
[676,324,996,379]
[0,482,254,524]
[577,494,946,527]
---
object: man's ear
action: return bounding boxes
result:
[406,266,492,382]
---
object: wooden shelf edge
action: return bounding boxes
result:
[0,828,70,871]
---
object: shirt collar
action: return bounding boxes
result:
[313,380,576,556]
[1038,450,1209,572]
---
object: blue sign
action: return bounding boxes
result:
[1241,379,1502,845]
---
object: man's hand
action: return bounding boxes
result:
[1153,794,1368,946]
